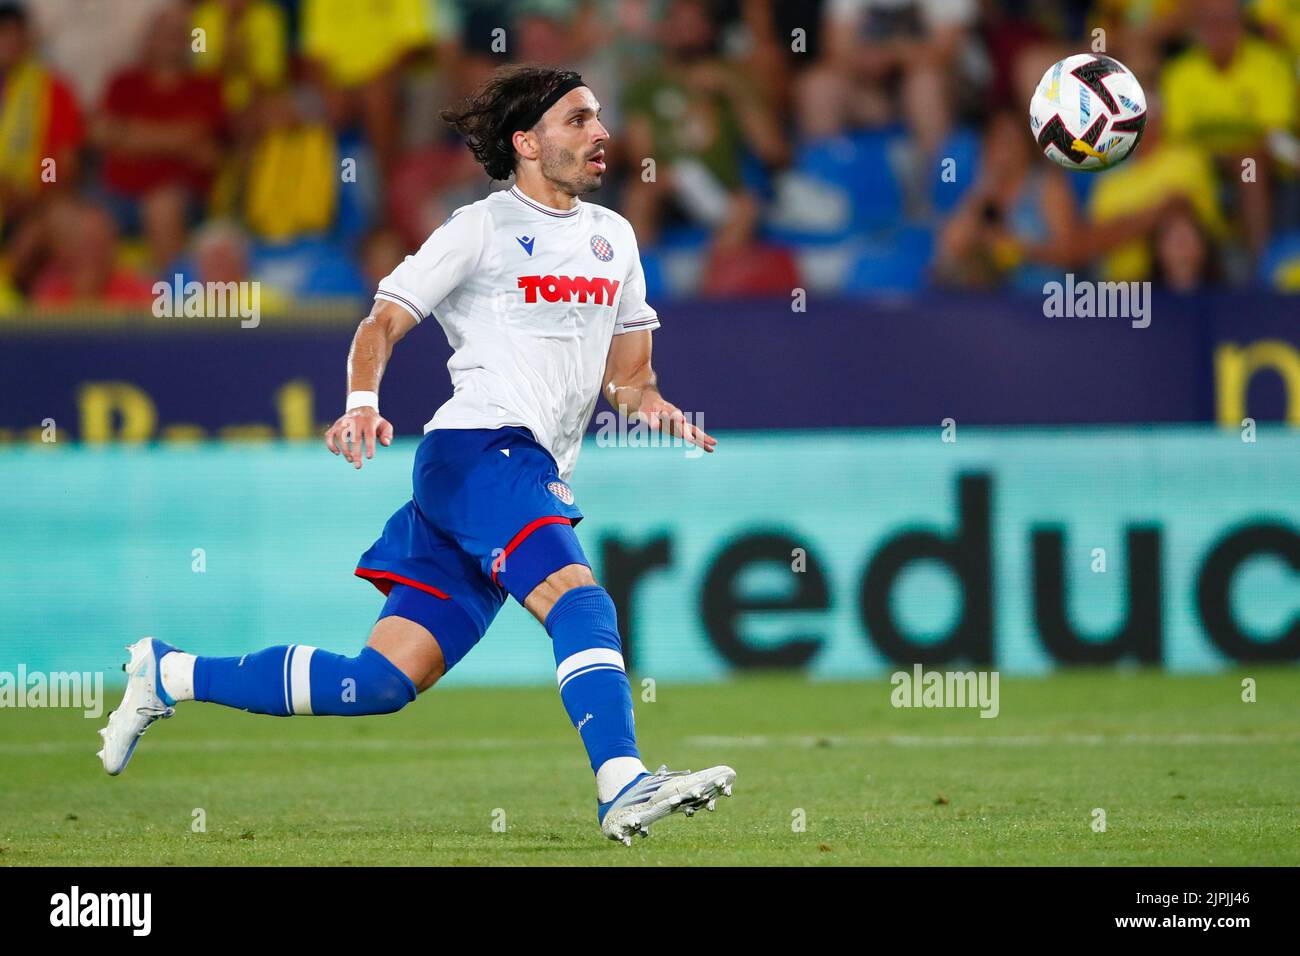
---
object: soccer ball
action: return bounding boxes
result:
[1029,54,1147,171]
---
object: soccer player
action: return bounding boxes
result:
[98,66,735,845]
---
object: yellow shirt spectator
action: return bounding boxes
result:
[244,121,339,242]
[193,0,288,112]
[1093,0,1184,29]
[302,0,433,89]
[1088,140,1227,281]
[1252,0,1300,60]
[1161,36,1297,153]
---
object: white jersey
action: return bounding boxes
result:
[375,185,659,482]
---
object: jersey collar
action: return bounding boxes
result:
[509,185,581,218]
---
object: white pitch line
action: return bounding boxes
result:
[682,733,1300,748]
[0,737,567,756]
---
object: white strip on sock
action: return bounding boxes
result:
[289,645,317,715]
[159,652,196,702]
[596,756,649,803]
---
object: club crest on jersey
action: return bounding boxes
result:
[590,235,614,262]
[547,480,575,505]
[518,274,620,305]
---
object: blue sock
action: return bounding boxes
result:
[545,586,641,773]
[193,645,416,716]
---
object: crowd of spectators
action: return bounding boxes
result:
[1,0,1298,313]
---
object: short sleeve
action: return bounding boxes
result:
[374,205,488,322]
[613,231,659,335]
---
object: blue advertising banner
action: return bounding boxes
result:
[1,293,1297,441]
[2,428,1297,686]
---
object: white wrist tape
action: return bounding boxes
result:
[345,390,379,412]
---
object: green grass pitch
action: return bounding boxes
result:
[2,669,1298,866]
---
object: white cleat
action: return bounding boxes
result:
[99,638,176,775]
[599,765,736,846]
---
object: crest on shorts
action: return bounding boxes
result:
[547,480,575,505]
[590,235,614,262]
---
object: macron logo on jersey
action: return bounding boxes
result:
[518,275,621,306]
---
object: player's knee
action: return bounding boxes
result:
[310,647,417,716]
[365,673,416,714]
[525,565,599,623]
[550,563,596,591]
[357,648,419,714]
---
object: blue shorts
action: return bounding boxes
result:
[355,426,589,671]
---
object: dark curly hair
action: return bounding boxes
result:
[440,66,585,182]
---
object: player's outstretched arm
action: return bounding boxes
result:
[602,328,716,453]
[324,300,419,469]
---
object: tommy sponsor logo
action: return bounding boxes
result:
[518,274,620,305]
[547,480,575,505]
[49,886,152,936]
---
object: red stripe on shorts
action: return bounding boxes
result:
[491,516,574,585]
[355,567,451,600]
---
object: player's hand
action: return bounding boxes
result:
[324,407,393,469]
[638,397,717,453]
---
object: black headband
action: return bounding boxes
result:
[511,75,586,135]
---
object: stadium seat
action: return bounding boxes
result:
[252,238,368,299]
[1066,167,1097,207]
[842,226,934,294]
[638,248,668,301]
[766,129,906,246]
[739,148,774,201]
[931,126,982,215]
[649,226,713,296]
[658,225,712,251]
[844,128,907,231]
[331,132,380,245]
[763,168,854,246]
[792,241,858,292]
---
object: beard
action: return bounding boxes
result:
[540,138,602,195]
